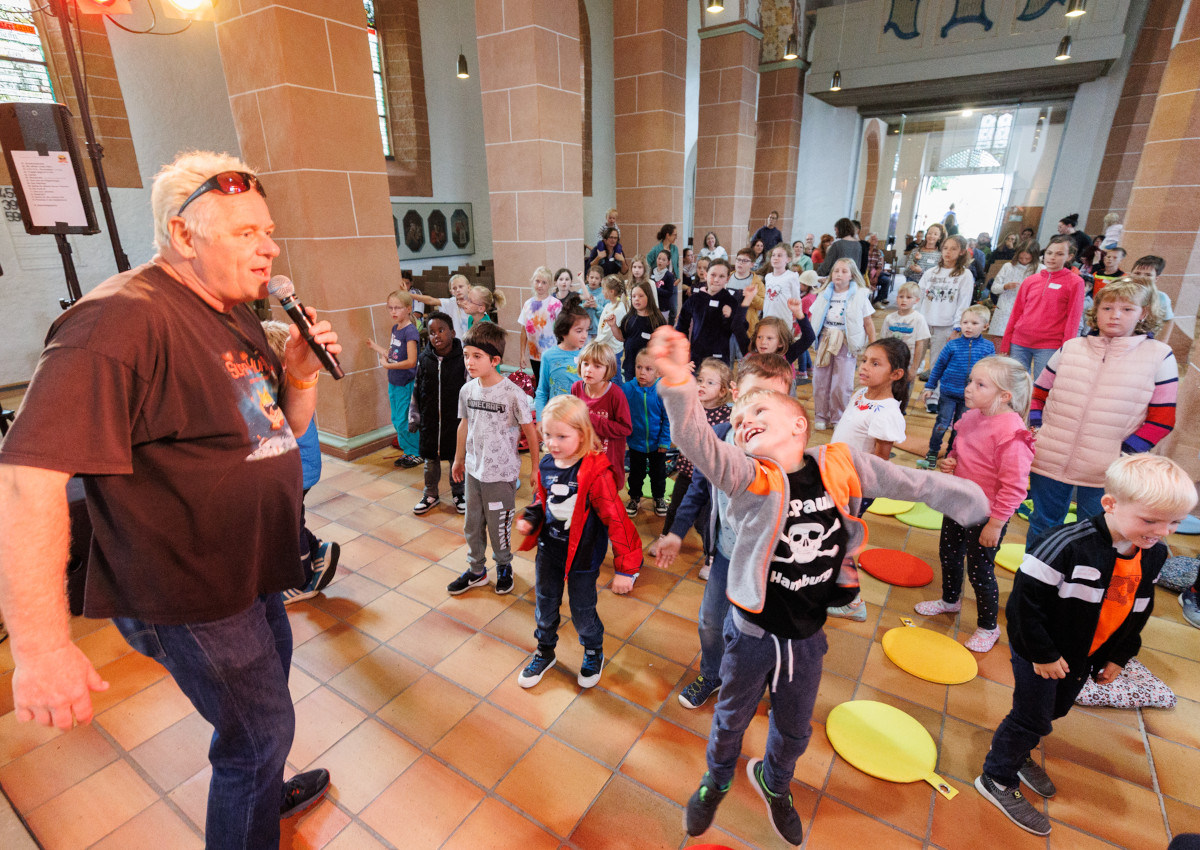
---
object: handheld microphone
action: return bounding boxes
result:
[267,275,344,380]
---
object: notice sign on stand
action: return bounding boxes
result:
[9,150,89,228]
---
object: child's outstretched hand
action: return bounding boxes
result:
[1094,662,1122,685]
[515,518,534,536]
[921,389,934,402]
[787,298,804,318]
[611,574,635,595]
[648,326,692,385]
[936,457,957,474]
[655,533,682,569]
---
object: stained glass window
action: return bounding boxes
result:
[0,1,55,104]
[364,0,391,157]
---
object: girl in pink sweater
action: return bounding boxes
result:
[998,235,1085,380]
[916,356,1034,652]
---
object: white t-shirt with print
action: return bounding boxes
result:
[457,378,534,483]
[830,387,908,454]
[761,270,802,323]
[882,310,931,357]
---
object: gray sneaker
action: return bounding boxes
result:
[1180,590,1200,629]
[827,594,867,622]
[1018,756,1056,798]
[975,773,1051,835]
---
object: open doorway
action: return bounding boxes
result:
[913,173,1007,239]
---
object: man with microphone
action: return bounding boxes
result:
[0,151,340,849]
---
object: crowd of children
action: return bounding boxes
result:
[347,219,1189,846]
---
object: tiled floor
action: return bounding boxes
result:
[2,368,1200,849]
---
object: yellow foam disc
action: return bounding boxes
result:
[882,626,978,684]
[995,542,1024,573]
[866,498,916,516]
[826,700,958,798]
[896,502,943,529]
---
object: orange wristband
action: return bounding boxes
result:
[286,372,319,390]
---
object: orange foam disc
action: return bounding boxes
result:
[859,548,934,587]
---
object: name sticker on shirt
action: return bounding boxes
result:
[1048,283,1061,289]
[550,483,571,496]
[709,299,719,307]
[641,332,651,339]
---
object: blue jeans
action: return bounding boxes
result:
[927,393,968,457]
[982,646,1089,786]
[1027,472,1104,542]
[1009,344,1056,383]
[113,595,295,850]
[698,549,731,682]
[388,381,419,456]
[533,538,604,653]
[707,610,827,793]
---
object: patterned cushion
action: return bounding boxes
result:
[1156,557,1199,593]
[1075,658,1176,710]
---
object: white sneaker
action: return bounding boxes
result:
[814,420,828,431]
[698,556,712,581]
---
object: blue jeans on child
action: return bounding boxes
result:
[533,537,604,654]
[698,549,732,683]
[1009,344,1056,382]
[113,594,295,850]
[707,609,827,795]
[387,381,420,456]
[928,393,968,456]
[982,645,1090,786]
[1027,472,1105,542]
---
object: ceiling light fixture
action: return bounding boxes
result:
[707,1,724,12]
[1055,34,1072,60]
[831,0,848,93]
[1066,0,1086,17]
[457,50,470,78]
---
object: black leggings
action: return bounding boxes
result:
[628,450,666,500]
[938,516,1006,630]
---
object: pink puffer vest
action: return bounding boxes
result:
[1032,334,1170,487]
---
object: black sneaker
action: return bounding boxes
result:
[626,497,640,517]
[578,649,604,688]
[494,566,514,595]
[678,674,720,709]
[518,652,556,688]
[1017,756,1056,798]
[280,768,330,819]
[447,568,488,595]
[281,542,339,606]
[654,498,669,516]
[413,494,440,515]
[975,773,1051,835]
[684,771,729,836]
[453,494,466,514]
[748,758,804,846]
[394,454,423,469]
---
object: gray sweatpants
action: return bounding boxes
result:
[464,474,516,573]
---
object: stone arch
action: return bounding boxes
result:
[860,122,883,232]
[579,0,592,197]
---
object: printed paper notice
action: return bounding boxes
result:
[9,150,89,228]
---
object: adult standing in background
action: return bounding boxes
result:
[1057,213,1092,260]
[751,210,783,255]
[699,231,727,262]
[647,223,680,280]
[588,226,628,277]
[817,217,864,276]
[0,151,339,849]
[943,203,959,236]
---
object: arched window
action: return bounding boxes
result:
[976,114,995,150]
[993,112,1013,151]
[364,0,392,157]
[0,0,55,103]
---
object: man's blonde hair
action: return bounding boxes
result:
[1105,455,1197,517]
[151,150,257,252]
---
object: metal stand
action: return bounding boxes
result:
[51,0,129,273]
[56,232,82,310]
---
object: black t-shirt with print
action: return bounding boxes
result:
[743,456,850,639]
[539,454,581,544]
[0,264,304,624]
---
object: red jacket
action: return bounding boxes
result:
[517,451,643,577]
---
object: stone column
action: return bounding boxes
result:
[692,22,762,253]
[475,0,583,342]
[750,63,803,243]
[612,0,688,258]
[215,0,402,458]
[1127,0,1200,482]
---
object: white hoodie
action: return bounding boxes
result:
[917,265,974,329]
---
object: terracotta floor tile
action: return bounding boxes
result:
[629,565,683,606]
[434,631,529,696]
[824,628,872,679]
[404,526,467,562]
[288,666,322,703]
[972,641,1017,687]
[309,491,370,520]
[165,764,209,833]
[289,686,367,768]
[128,711,212,792]
[88,799,203,850]
[1137,649,1200,702]
[337,502,400,534]
[1044,755,1168,849]
[310,521,361,547]
[432,701,541,788]
[488,665,581,729]
[0,723,118,811]
[75,624,134,670]
[333,533,397,571]
[343,590,428,642]
[322,822,390,850]
[291,622,380,682]
[399,561,465,609]
[482,597,541,653]
[369,513,434,548]
[315,718,420,813]
[858,643,950,712]
[443,796,559,850]
[812,671,857,725]
[308,572,390,620]
[929,778,1047,850]
[1150,734,1200,807]
[361,755,483,849]
[805,795,924,850]
[285,602,340,647]
[945,673,1013,731]
[390,609,476,666]
[434,584,520,630]
[936,716,1000,787]
[1043,708,1151,787]
[658,673,724,739]
[657,578,705,622]
[823,599,882,639]
[377,671,477,748]
[628,609,702,666]
[88,650,169,715]
[496,735,611,836]
[571,774,684,849]
[278,795,351,849]
[327,644,424,713]
[620,717,709,803]
[1145,696,1200,750]
[592,589,655,639]
[824,756,935,837]
[602,644,687,710]
[1165,797,1200,837]
[68,615,110,642]
[551,686,653,767]
[354,548,434,589]
[1049,823,1132,849]
[96,676,196,751]
[25,760,157,850]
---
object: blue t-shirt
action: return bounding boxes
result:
[388,323,420,386]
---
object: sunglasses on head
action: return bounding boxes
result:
[177,171,266,217]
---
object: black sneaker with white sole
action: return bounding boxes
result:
[280,768,330,819]
[413,494,440,515]
[577,649,603,688]
[453,494,466,514]
[1017,756,1056,798]
[684,771,729,837]
[494,566,514,595]
[678,675,719,709]
[748,758,804,846]
[518,653,556,688]
[975,773,1051,835]
[447,568,488,595]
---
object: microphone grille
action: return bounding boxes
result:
[267,275,294,299]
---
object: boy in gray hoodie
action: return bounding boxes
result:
[649,327,990,847]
